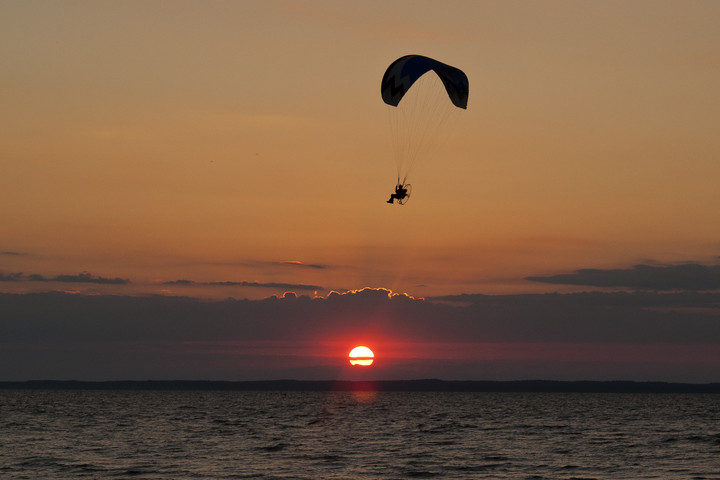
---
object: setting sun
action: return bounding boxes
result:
[348,346,374,366]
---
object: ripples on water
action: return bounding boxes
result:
[1,390,719,479]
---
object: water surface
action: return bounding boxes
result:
[1,390,718,479]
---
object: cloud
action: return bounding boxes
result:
[164,279,322,292]
[0,272,23,282]
[1,271,130,284]
[1,289,720,381]
[327,287,418,301]
[279,260,328,270]
[1,251,23,256]
[526,263,720,291]
[193,259,334,271]
[4,289,719,344]
[28,272,130,285]
[1,289,719,381]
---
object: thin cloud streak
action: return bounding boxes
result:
[0,271,130,285]
[279,260,329,270]
[0,271,321,292]
[186,259,334,271]
[526,263,720,291]
[0,272,23,282]
[164,279,322,292]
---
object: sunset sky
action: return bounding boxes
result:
[2,1,719,382]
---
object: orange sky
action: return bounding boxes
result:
[2,1,720,300]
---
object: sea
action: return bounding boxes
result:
[1,389,719,479]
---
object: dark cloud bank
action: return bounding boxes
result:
[1,288,718,382]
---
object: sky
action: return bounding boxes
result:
[1,1,720,382]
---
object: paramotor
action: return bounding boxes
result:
[381,55,468,204]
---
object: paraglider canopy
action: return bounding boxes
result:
[381,55,469,109]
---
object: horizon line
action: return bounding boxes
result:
[2,379,719,393]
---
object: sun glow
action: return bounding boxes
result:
[349,346,374,366]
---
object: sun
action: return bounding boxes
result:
[348,346,374,366]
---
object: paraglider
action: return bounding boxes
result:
[381,55,468,205]
[386,183,411,204]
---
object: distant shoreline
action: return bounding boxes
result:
[1,379,719,393]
